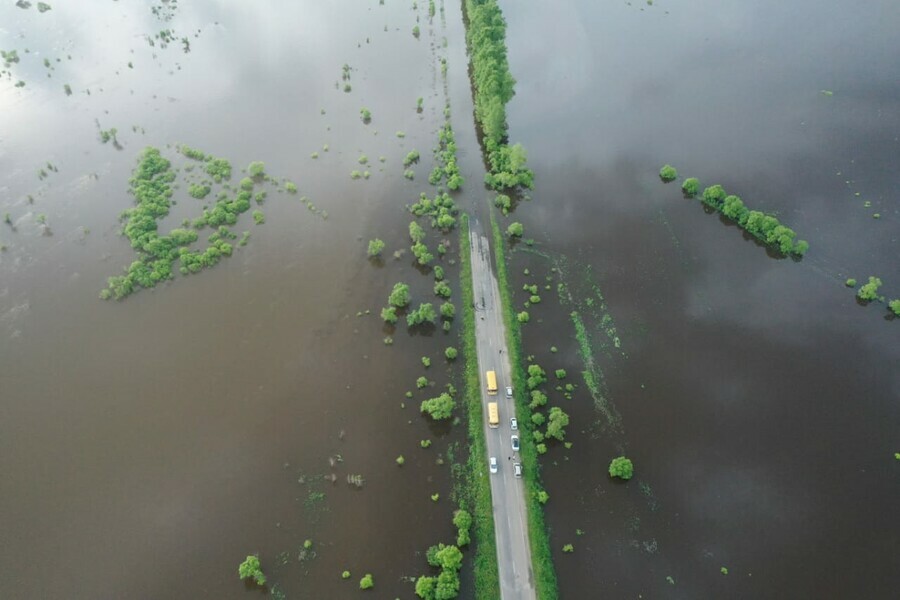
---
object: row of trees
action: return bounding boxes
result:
[680,177,809,256]
[464,0,533,190]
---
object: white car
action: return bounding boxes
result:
[510,417,518,431]
[513,463,522,478]
[511,435,520,452]
[490,456,498,474]
[505,386,513,399]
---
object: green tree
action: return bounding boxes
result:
[415,576,437,599]
[555,369,566,379]
[529,390,547,410]
[409,221,426,243]
[453,509,472,547]
[517,311,529,323]
[368,238,385,257]
[526,364,547,389]
[434,281,452,298]
[440,302,456,319]
[436,544,463,571]
[531,412,545,426]
[389,282,411,307]
[359,573,374,589]
[445,347,458,360]
[659,164,678,181]
[682,177,700,196]
[857,276,883,301]
[407,302,437,326]
[507,222,524,237]
[421,392,455,420]
[702,184,727,207]
[546,406,570,441]
[608,456,634,480]
[238,555,267,586]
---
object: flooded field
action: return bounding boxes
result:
[500,0,900,597]
[0,1,482,598]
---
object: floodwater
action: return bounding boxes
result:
[0,1,481,598]
[500,0,900,597]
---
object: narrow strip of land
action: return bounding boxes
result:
[468,219,536,600]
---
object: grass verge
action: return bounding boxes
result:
[489,213,559,600]
[459,214,501,599]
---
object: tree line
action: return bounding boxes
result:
[464,0,534,190]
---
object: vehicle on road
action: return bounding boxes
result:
[510,417,518,430]
[511,435,520,452]
[505,385,513,399]
[513,463,522,478]
[490,456,498,474]
[486,370,498,395]
[488,402,499,428]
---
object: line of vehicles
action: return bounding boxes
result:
[486,370,522,478]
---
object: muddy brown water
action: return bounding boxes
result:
[499,0,900,597]
[0,1,485,598]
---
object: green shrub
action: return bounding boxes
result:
[360,107,372,122]
[389,283,411,308]
[342,570,351,579]
[368,238,385,257]
[238,555,266,586]
[659,164,678,181]
[889,299,900,316]
[845,278,857,288]
[554,369,566,379]
[507,222,524,237]
[681,177,700,196]
[396,455,405,465]
[252,210,265,225]
[445,347,458,360]
[562,544,574,553]
[857,276,883,301]
[188,183,210,199]
[517,311,529,323]
[359,574,374,589]
[608,456,634,480]
[421,392,455,420]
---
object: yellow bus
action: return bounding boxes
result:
[487,402,499,428]
[486,370,498,395]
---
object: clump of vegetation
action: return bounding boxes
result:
[413,25,420,37]
[252,210,265,225]
[359,574,374,590]
[99,127,119,145]
[507,222,524,238]
[188,183,210,199]
[404,169,416,180]
[285,181,298,194]
[659,164,678,182]
[396,455,405,466]
[845,278,857,288]
[464,0,533,190]
[360,107,372,123]
[342,570,351,579]
[445,347,458,360]
[404,150,420,167]
[238,555,267,586]
[562,544,574,553]
[415,543,465,600]
[421,392,455,420]
[608,456,634,480]
[417,97,424,111]
[205,157,232,182]
[410,191,459,232]
[857,276,882,301]
[389,282,411,307]
[889,299,900,316]
[367,238,385,257]
[407,303,437,326]
[681,177,699,196]
[428,121,465,190]
[494,194,511,215]
[247,161,266,178]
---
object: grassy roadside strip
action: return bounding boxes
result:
[489,213,559,600]
[459,214,501,599]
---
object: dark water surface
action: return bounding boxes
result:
[501,0,899,597]
[0,1,478,598]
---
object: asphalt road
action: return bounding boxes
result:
[468,221,536,600]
